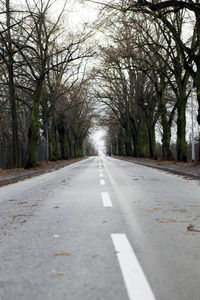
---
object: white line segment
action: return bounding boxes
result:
[99,173,103,177]
[111,234,156,300]
[101,192,113,207]
[100,179,105,185]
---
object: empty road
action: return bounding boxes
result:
[0,156,200,300]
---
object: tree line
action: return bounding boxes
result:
[93,0,200,161]
[0,0,96,168]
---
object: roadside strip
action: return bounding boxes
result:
[114,157,200,181]
[0,158,87,187]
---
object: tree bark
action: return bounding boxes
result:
[27,81,44,167]
[58,124,68,159]
[176,98,187,161]
[6,0,20,167]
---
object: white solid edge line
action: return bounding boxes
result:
[111,234,156,300]
[101,192,113,207]
[100,179,105,185]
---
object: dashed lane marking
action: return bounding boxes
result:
[100,179,105,185]
[111,233,156,300]
[101,192,113,207]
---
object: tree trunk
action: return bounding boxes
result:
[124,124,133,156]
[48,127,53,161]
[27,81,44,167]
[176,99,187,161]
[52,124,61,160]
[6,0,20,167]
[75,140,83,157]
[137,120,150,158]
[118,128,125,156]
[148,125,157,159]
[58,124,68,159]
[159,87,172,159]
[195,72,200,161]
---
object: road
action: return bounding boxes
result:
[0,156,200,300]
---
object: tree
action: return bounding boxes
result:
[124,0,200,160]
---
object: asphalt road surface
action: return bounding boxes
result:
[0,156,200,300]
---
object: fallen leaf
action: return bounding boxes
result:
[158,218,176,223]
[53,251,71,256]
[20,220,27,224]
[52,271,66,276]
[54,206,60,208]
[187,224,200,232]
[168,218,177,222]
[146,209,154,213]
[173,209,187,213]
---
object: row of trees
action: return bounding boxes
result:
[93,0,200,161]
[0,0,96,168]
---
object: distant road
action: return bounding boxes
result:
[0,156,200,300]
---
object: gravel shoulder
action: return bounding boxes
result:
[114,156,200,180]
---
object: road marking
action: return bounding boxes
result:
[101,192,113,207]
[99,173,103,177]
[100,179,105,185]
[111,234,156,300]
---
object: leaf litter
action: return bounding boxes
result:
[53,251,71,256]
[156,218,176,223]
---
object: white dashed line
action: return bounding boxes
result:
[111,234,156,300]
[99,173,103,177]
[101,192,113,207]
[100,179,105,185]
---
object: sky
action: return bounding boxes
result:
[51,0,105,153]
[50,0,99,27]
[91,127,106,155]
